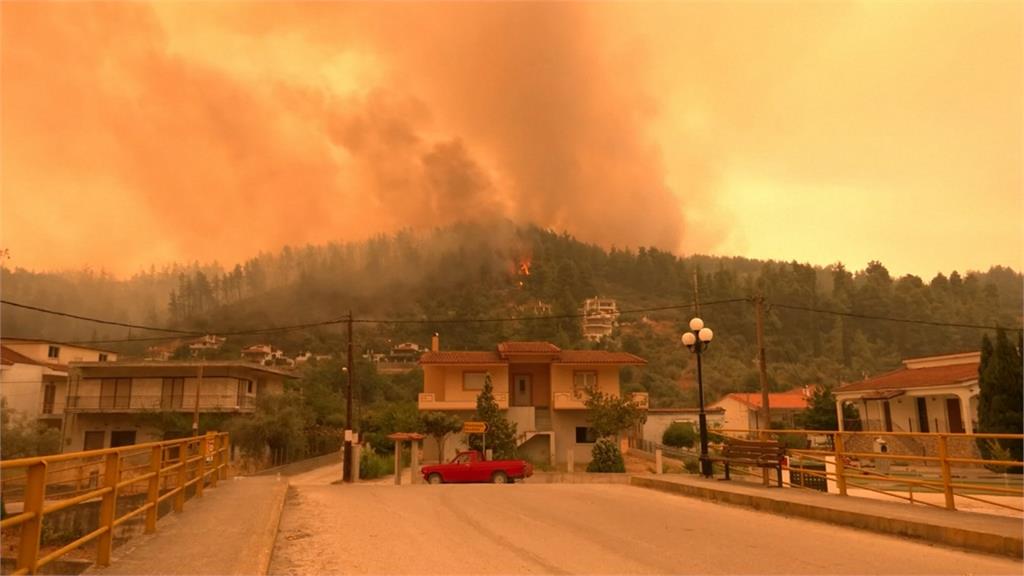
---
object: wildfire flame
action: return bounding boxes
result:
[519,260,531,276]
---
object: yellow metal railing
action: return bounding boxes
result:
[0,433,230,575]
[703,429,1023,513]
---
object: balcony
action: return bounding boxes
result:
[65,394,256,414]
[553,391,650,410]
[417,392,509,411]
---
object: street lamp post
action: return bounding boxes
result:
[682,317,714,477]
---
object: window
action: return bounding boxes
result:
[83,431,105,451]
[98,353,109,362]
[463,372,487,391]
[162,378,185,409]
[110,430,137,448]
[575,427,598,444]
[573,371,597,399]
[42,383,56,414]
[47,345,60,359]
[100,378,131,409]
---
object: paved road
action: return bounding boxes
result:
[269,483,1022,575]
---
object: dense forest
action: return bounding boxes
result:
[3,220,1021,408]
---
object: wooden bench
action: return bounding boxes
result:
[710,438,786,487]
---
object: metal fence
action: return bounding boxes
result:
[0,433,230,575]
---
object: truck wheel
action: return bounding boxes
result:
[427,473,444,485]
[491,471,508,484]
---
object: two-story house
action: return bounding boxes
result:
[1,338,117,431]
[64,360,294,452]
[418,338,647,466]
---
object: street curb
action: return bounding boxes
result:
[257,478,290,575]
[631,476,1023,559]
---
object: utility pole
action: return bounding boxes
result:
[192,362,204,437]
[343,311,355,482]
[755,295,770,432]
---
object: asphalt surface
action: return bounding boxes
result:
[269,483,1023,575]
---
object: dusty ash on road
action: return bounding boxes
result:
[269,482,1022,575]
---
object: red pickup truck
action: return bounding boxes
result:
[421,450,533,484]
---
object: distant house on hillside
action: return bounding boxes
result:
[418,336,647,465]
[710,389,811,433]
[581,298,619,342]
[835,352,979,434]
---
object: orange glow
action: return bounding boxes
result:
[1,2,1020,278]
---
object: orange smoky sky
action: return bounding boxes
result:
[2,1,1020,279]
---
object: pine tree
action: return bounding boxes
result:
[977,329,1024,466]
[468,374,518,459]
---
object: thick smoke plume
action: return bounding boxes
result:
[2,2,687,275]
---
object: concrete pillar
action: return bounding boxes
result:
[655,449,663,475]
[549,434,556,467]
[410,440,421,484]
[824,456,838,494]
[566,449,574,473]
[956,392,974,434]
[835,400,846,432]
[352,444,361,482]
[393,441,402,485]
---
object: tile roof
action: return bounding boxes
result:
[419,351,504,365]
[721,391,810,410]
[1,346,41,366]
[837,362,978,393]
[556,350,647,365]
[497,341,561,354]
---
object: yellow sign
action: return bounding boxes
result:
[462,421,488,434]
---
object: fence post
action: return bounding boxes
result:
[655,449,663,475]
[196,436,207,497]
[834,433,848,496]
[174,441,187,513]
[146,445,162,533]
[220,434,231,480]
[938,434,956,510]
[207,433,218,489]
[96,452,122,566]
[16,461,48,574]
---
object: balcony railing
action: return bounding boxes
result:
[553,391,650,410]
[65,394,256,413]
[418,392,509,411]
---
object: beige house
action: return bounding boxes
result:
[642,407,726,445]
[835,352,980,434]
[1,339,117,430]
[418,338,647,466]
[63,361,293,452]
[710,389,812,433]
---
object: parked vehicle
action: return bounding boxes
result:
[421,450,533,484]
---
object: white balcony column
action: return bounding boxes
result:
[955,391,974,434]
[835,400,846,432]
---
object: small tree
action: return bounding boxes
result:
[420,411,463,463]
[797,383,858,431]
[1,401,61,459]
[582,384,646,472]
[228,393,310,467]
[468,374,517,459]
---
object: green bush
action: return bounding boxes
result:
[683,457,700,475]
[587,438,625,473]
[662,422,698,449]
[359,450,394,480]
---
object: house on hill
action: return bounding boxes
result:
[710,389,811,433]
[417,337,647,466]
[834,352,979,434]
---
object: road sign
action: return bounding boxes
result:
[462,421,488,434]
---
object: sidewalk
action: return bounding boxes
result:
[632,473,1023,559]
[85,476,289,576]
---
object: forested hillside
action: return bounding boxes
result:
[3,220,1021,407]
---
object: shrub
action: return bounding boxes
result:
[662,422,698,449]
[359,450,394,480]
[587,438,625,473]
[683,457,700,475]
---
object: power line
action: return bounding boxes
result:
[1,299,198,335]
[770,302,1022,332]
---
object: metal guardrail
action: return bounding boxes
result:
[0,433,230,575]
[631,429,1022,513]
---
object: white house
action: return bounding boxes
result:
[834,352,979,434]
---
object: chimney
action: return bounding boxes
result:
[431,333,440,352]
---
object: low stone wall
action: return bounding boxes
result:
[524,472,631,484]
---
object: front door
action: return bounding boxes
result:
[513,374,532,406]
[946,398,965,433]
